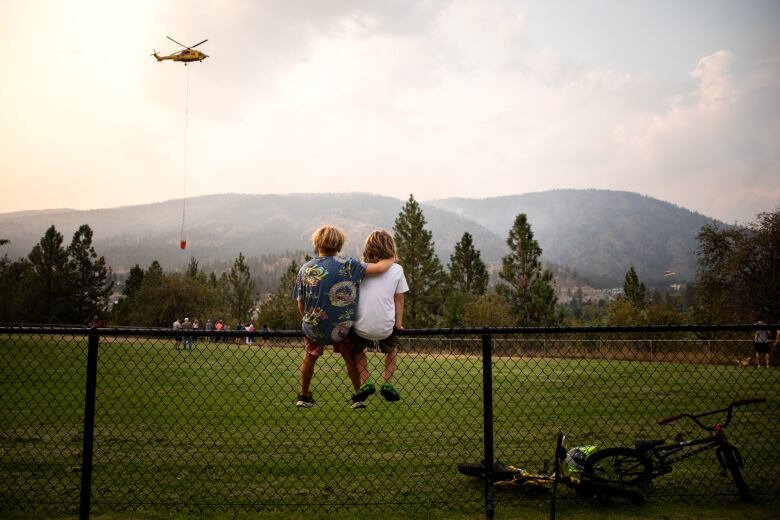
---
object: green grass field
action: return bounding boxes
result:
[1,333,778,517]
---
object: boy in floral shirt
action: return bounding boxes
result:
[293,225,393,408]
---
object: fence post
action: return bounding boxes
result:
[482,333,495,520]
[80,328,100,520]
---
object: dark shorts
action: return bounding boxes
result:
[352,330,398,354]
[303,335,352,357]
[754,342,770,354]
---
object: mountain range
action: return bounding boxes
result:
[0,190,721,287]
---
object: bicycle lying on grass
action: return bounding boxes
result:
[584,397,767,501]
[458,433,646,512]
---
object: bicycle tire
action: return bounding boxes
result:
[576,478,646,505]
[583,447,652,486]
[457,461,521,482]
[721,445,752,501]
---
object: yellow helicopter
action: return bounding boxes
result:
[152,36,209,64]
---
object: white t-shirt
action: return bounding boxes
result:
[355,263,409,340]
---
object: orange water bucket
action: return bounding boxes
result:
[179,240,187,250]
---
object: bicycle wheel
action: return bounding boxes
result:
[583,447,652,486]
[457,461,521,482]
[721,445,752,501]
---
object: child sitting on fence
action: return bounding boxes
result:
[350,230,409,408]
[293,225,394,408]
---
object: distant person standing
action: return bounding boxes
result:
[245,323,255,345]
[214,320,223,343]
[754,316,771,368]
[223,321,231,343]
[182,317,193,351]
[173,318,182,350]
[192,319,200,344]
[205,319,213,342]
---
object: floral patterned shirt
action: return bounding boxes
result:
[293,255,366,344]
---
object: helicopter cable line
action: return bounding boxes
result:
[180,64,190,250]
[151,36,209,251]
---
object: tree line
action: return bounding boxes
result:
[1,201,777,327]
[0,225,113,325]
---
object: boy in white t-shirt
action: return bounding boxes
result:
[350,230,409,408]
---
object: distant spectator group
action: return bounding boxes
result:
[172,318,267,350]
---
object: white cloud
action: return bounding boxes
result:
[610,49,779,221]
[691,50,736,111]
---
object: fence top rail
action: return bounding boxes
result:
[0,323,777,337]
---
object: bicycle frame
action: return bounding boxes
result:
[642,431,729,478]
[584,397,765,501]
[644,397,764,478]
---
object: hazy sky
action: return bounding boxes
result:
[1,0,778,223]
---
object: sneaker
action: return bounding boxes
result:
[295,394,315,408]
[352,381,376,402]
[351,400,367,409]
[380,383,401,402]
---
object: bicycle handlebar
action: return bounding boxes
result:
[658,397,766,429]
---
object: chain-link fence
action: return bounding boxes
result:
[1,325,778,518]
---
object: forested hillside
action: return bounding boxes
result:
[0,190,720,286]
[428,190,721,286]
[0,193,505,273]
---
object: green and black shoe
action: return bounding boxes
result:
[353,380,376,401]
[380,383,401,402]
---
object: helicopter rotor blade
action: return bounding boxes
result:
[190,39,208,49]
[166,36,189,49]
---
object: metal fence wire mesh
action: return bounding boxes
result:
[1,325,778,516]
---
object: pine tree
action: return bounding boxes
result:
[448,232,488,296]
[393,195,446,327]
[27,226,70,323]
[228,252,255,321]
[0,255,31,323]
[497,214,558,326]
[67,225,114,324]
[623,266,647,308]
[186,257,200,278]
[122,261,162,325]
[123,265,144,298]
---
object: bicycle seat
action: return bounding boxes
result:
[635,439,664,451]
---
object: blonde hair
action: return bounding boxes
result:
[311,225,346,255]
[363,230,397,263]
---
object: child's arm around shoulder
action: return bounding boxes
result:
[363,258,394,275]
